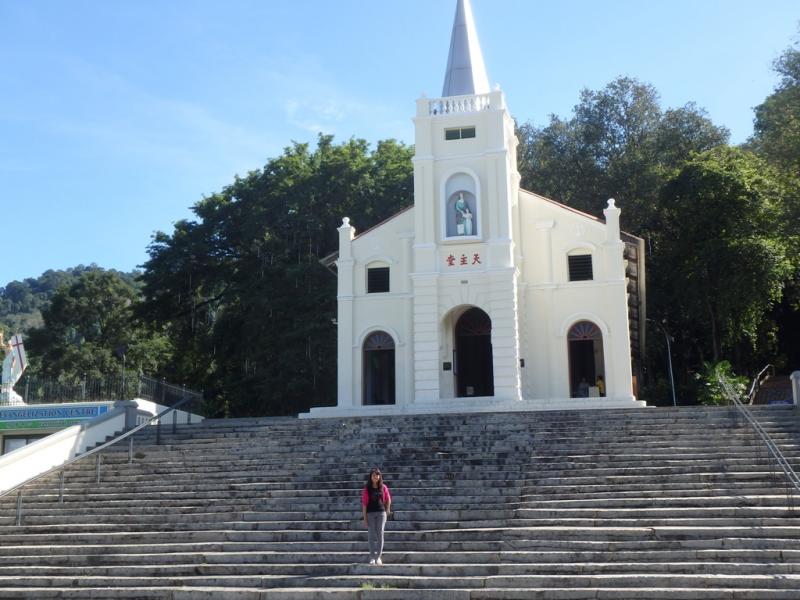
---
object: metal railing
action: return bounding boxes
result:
[0,373,202,408]
[3,374,136,405]
[746,364,775,405]
[719,367,800,510]
[0,381,205,526]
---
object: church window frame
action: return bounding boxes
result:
[445,126,476,140]
[568,253,594,281]
[366,264,390,294]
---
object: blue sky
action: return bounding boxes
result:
[1,0,797,285]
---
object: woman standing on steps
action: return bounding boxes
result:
[361,467,392,565]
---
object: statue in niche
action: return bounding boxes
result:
[454,192,474,236]
[462,206,473,236]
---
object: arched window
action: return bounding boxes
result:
[363,331,396,405]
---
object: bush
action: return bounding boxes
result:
[696,360,749,405]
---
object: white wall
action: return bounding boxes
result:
[517,190,634,401]
[0,405,127,494]
[338,209,415,407]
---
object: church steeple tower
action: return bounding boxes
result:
[410,0,523,405]
[441,0,490,97]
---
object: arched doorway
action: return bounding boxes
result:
[568,321,604,397]
[363,331,396,405]
[454,308,493,397]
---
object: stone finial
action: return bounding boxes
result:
[338,217,355,259]
[603,198,621,242]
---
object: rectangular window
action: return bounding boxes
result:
[367,267,390,293]
[445,126,476,140]
[2,435,46,455]
[568,254,593,281]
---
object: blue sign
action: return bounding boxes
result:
[0,404,109,422]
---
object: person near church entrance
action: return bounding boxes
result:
[596,375,605,396]
[577,378,590,398]
[361,467,392,565]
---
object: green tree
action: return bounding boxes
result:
[650,147,793,370]
[517,77,729,231]
[0,265,139,335]
[750,39,800,178]
[26,271,170,380]
[138,136,414,416]
[748,35,800,371]
[696,360,749,406]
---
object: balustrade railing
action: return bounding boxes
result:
[429,92,492,116]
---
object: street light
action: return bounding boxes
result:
[114,345,128,400]
[648,318,677,407]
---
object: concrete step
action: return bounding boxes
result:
[3,405,800,598]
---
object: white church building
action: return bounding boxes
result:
[304,0,646,418]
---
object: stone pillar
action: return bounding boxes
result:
[535,219,556,398]
[489,268,522,402]
[412,274,440,402]
[792,371,800,406]
[114,400,139,430]
[603,199,635,401]
[400,232,415,406]
[337,218,356,408]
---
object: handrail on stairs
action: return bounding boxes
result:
[718,366,800,508]
[746,363,775,405]
[0,381,204,526]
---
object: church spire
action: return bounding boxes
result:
[441,0,490,97]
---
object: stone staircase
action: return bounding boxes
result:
[754,377,794,405]
[0,406,799,599]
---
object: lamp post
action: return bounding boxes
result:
[114,344,128,400]
[648,319,677,407]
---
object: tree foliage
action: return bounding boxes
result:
[25,270,170,380]
[137,136,414,416]
[650,147,793,367]
[751,40,800,178]
[748,34,800,371]
[517,77,729,232]
[0,265,138,335]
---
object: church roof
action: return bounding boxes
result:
[441,0,490,97]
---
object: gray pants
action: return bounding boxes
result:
[367,511,387,560]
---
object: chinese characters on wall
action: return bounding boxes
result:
[446,253,482,267]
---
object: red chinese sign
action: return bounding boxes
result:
[445,253,481,267]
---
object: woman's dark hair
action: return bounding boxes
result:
[365,467,384,490]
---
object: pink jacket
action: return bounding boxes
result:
[361,485,391,508]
